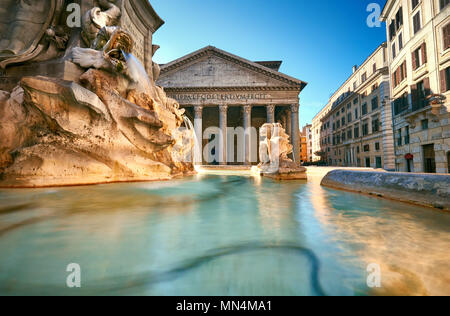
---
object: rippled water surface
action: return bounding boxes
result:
[0,168,449,296]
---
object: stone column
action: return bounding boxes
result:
[286,110,292,138]
[219,105,228,165]
[243,105,252,165]
[266,105,275,123]
[291,104,301,165]
[194,106,203,165]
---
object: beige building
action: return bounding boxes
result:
[312,43,395,170]
[381,0,450,173]
[311,106,332,162]
[303,124,313,162]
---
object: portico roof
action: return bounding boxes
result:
[159,46,307,91]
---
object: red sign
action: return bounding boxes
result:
[405,154,414,160]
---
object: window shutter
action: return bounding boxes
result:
[412,51,417,71]
[421,43,427,64]
[423,77,431,96]
[411,84,418,108]
[397,67,401,84]
[392,72,397,87]
[441,69,447,92]
[403,61,407,79]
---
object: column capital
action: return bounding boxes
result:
[219,105,228,114]
[266,105,276,113]
[194,106,203,117]
[243,105,252,115]
[290,103,299,113]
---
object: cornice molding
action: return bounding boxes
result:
[164,86,301,92]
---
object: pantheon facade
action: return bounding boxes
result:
[157,46,307,165]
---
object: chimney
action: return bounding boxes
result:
[353,65,358,73]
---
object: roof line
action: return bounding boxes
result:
[159,46,308,91]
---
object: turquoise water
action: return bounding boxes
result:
[0,172,449,296]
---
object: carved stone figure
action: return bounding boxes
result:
[257,123,307,180]
[0,0,51,55]
[0,0,194,187]
[82,0,122,47]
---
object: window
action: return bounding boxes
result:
[342,132,346,142]
[361,72,367,83]
[375,142,381,151]
[364,145,370,152]
[347,129,352,140]
[362,103,368,116]
[362,121,369,136]
[393,62,407,88]
[354,108,358,119]
[353,82,357,90]
[421,119,429,130]
[353,98,358,105]
[443,66,450,92]
[357,146,360,154]
[347,103,351,109]
[413,11,421,34]
[412,78,430,111]
[443,24,450,51]
[371,97,379,111]
[440,0,449,10]
[337,121,340,129]
[342,117,346,126]
[372,117,380,133]
[405,126,410,144]
[398,33,403,51]
[373,63,377,74]
[389,21,396,41]
[394,93,409,115]
[354,125,360,138]
[347,113,352,123]
[397,129,402,146]
[392,43,396,59]
[412,43,427,70]
[396,7,403,29]
[412,0,420,10]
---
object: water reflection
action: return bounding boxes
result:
[0,170,449,296]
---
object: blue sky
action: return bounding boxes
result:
[151,0,387,128]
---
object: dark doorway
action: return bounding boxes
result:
[376,157,382,169]
[447,152,450,173]
[365,157,371,168]
[423,144,436,173]
[407,159,412,172]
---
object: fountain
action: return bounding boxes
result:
[0,1,194,187]
[254,123,307,180]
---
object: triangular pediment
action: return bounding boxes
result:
[157,46,307,91]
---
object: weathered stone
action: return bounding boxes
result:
[322,170,450,211]
[0,72,193,188]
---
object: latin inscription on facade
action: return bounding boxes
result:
[168,93,271,103]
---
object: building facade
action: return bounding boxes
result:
[302,124,313,162]
[300,134,308,163]
[381,0,450,173]
[312,44,395,170]
[157,46,307,165]
[311,106,332,162]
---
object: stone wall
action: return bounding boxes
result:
[321,170,450,211]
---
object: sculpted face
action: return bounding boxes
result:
[0,0,52,56]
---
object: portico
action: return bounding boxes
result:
[157,46,307,166]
